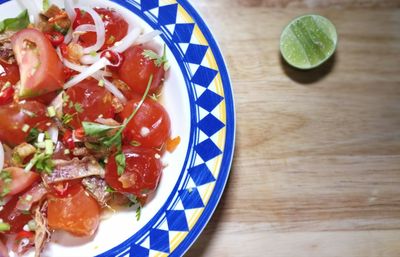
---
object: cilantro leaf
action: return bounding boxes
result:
[142,45,169,71]
[0,10,30,33]
[82,75,154,176]
[115,151,126,176]
[82,122,120,137]
[74,103,84,113]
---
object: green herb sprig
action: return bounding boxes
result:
[82,75,154,176]
[142,45,170,71]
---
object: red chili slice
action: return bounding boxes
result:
[0,85,14,105]
[45,31,65,48]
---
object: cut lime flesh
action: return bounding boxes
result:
[280,14,338,69]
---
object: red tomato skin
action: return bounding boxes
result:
[0,167,39,196]
[64,79,115,129]
[11,29,64,98]
[0,61,20,86]
[105,146,162,196]
[0,194,32,234]
[0,101,51,147]
[47,185,100,237]
[118,46,165,95]
[0,86,15,106]
[73,8,128,50]
[118,96,171,148]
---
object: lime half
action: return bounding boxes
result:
[280,14,338,69]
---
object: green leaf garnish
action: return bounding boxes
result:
[115,151,126,176]
[74,103,84,113]
[142,45,169,71]
[25,152,54,174]
[82,75,154,176]
[26,127,40,143]
[0,10,30,33]
[136,205,141,221]
[43,0,50,12]
[82,123,120,137]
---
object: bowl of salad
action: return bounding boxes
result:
[0,0,234,256]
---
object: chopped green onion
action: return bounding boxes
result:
[45,140,53,155]
[47,106,56,118]
[98,80,105,87]
[22,124,30,132]
[28,220,36,231]
[64,149,70,155]
[0,222,10,232]
[2,81,11,89]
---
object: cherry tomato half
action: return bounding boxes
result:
[0,61,20,87]
[73,8,128,50]
[118,46,165,95]
[64,79,115,129]
[11,29,64,98]
[0,194,32,234]
[0,101,51,146]
[105,146,162,197]
[118,95,171,149]
[47,185,100,236]
[0,167,39,196]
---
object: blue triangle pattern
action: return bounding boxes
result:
[196,89,224,112]
[129,244,150,257]
[149,229,170,253]
[172,23,195,43]
[198,114,225,137]
[194,138,222,162]
[140,0,159,11]
[184,44,209,64]
[192,66,218,88]
[178,188,204,209]
[166,210,189,231]
[158,4,178,25]
[188,163,216,186]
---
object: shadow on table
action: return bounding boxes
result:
[280,53,337,84]
[184,153,236,256]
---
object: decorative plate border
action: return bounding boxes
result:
[97,1,235,256]
[0,0,235,256]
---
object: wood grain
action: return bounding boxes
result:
[185,0,400,256]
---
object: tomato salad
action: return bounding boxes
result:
[0,1,178,256]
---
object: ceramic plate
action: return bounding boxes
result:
[0,0,235,256]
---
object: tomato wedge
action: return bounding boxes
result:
[47,185,100,237]
[12,29,64,98]
[0,101,51,147]
[105,146,162,197]
[0,167,39,196]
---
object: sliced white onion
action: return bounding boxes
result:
[79,7,106,54]
[17,0,40,23]
[65,0,76,22]
[56,47,64,61]
[47,127,59,144]
[63,59,126,102]
[63,58,111,77]
[75,24,97,32]
[136,30,162,45]
[80,54,100,64]
[64,57,109,89]
[0,142,4,171]
[64,28,73,44]
[112,27,142,53]
[99,77,127,104]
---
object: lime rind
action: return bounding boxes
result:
[280,14,338,70]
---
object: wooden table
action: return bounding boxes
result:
[185,0,400,256]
